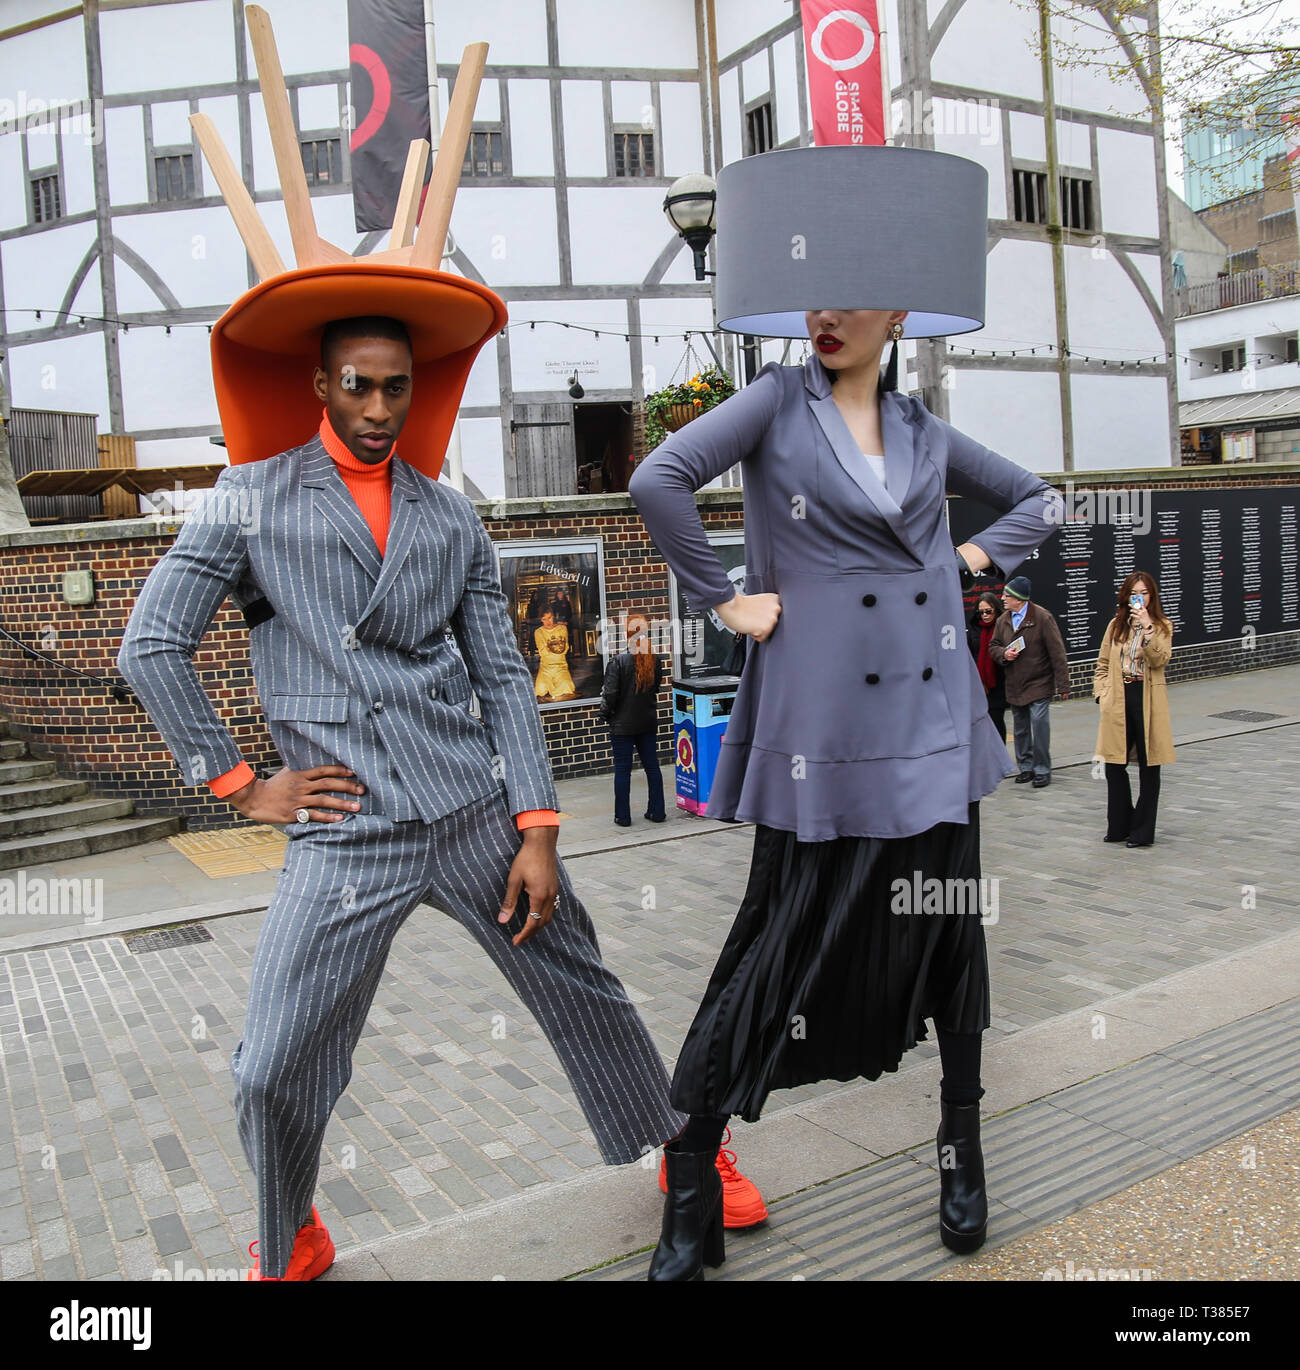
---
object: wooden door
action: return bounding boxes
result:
[510,403,575,498]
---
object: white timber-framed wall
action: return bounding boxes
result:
[0,0,1177,498]
[883,0,1176,471]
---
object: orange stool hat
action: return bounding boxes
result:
[193,6,501,480]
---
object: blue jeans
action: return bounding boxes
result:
[612,730,666,823]
[1011,697,1052,777]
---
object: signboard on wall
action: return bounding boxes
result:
[494,538,608,707]
[1222,429,1256,463]
[668,532,747,679]
[948,487,1300,660]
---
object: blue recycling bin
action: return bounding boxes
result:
[672,676,739,814]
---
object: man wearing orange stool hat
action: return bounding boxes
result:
[119,306,767,1279]
[117,13,764,1279]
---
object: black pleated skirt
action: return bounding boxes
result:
[670,801,991,1122]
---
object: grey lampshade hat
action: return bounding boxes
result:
[714,145,989,339]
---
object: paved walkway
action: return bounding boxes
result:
[0,664,1296,1282]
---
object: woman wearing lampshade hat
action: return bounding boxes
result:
[630,145,1063,1279]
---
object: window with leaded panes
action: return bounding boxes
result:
[462,128,504,178]
[1012,166,1095,231]
[613,129,655,177]
[301,137,343,186]
[30,172,61,223]
[745,101,774,156]
[154,152,195,202]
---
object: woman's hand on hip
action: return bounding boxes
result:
[715,591,781,641]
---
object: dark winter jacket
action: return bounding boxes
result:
[600,651,664,736]
[989,601,1069,706]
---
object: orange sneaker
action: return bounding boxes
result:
[658,1128,768,1230]
[246,1207,335,1281]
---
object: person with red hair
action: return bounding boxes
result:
[600,613,668,827]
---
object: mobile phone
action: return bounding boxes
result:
[1129,594,1143,609]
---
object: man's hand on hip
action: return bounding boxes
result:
[227,765,365,824]
[501,825,559,947]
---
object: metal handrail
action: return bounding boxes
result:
[0,624,135,704]
[1174,259,1300,317]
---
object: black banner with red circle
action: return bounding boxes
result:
[348,0,431,232]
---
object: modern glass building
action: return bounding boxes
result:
[1181,70,1300,211]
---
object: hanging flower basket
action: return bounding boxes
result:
[662,402,701,432]
[643,367,738,451]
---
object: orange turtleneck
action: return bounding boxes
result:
[317,409,394,555]
[208,416,558,830]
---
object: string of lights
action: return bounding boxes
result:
[5,306,209,335]
[2,306,1296,375]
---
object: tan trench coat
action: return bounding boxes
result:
[1092,618,1176,766]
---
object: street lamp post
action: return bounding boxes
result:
[663,172,718,281]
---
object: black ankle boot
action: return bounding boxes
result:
[936,1100,987,1254]
[647,1148,725,1281]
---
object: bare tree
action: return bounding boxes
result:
[1015,0,1300,201]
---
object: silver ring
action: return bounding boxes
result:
[295,808,311,824]
[527,911,543,921]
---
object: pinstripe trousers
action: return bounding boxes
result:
[230,787,687,1277]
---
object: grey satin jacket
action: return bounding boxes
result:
[117,435,558,826]
[629,355,1060,842]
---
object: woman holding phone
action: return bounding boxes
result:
[1093,572,1175,847]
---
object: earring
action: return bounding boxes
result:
[891,322,904,341]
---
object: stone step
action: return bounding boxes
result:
[0,816,182,871]
[0,778,92,813]
[0,758,58,786]
[0,738,25,761]
[0,797,137,840]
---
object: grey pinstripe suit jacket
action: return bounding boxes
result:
[117,435,558,824]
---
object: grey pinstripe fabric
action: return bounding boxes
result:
[117,437,687,1277]
[117,435,557,821]
[237,788,684,1276]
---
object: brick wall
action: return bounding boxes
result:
[0,523,280,828]
[1,463,1296,829]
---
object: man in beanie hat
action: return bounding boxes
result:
[990,576,1070,787]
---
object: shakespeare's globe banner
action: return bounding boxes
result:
[800,0,888,147]
[348,0,432,233]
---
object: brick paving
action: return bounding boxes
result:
[0,722,1296,1279]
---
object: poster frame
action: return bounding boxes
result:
[667,530,747,680]
[493,536,609,712]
